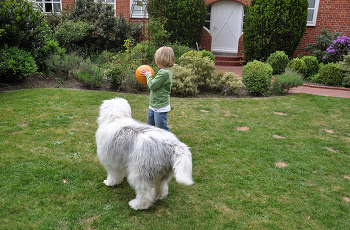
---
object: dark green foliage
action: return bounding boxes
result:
[266,51,290,74]
[339,53,350,87]
[243,0,308,61]
[0,0,50,54]
[0,45,37,82]
[200,50,215,62]
[301,56,319,79]
[68,0,131,53]
[318,63,342,86]
[242,60,273,96]
[305,28,340,63]
[286,58,307,77]
[148,0,207,47]
[271,70,303,95]
[35,39,66,72]
[73,59,103,89]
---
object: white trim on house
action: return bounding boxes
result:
[35,0,61,13]
[130,0,148,18]
[95,0,116,16]
[307,0,320,26]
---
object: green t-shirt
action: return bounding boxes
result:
[146,68,172,109]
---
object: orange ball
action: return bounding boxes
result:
[135,65,155,84]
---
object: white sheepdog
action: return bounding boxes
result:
[96,97,194,210]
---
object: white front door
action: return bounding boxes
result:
[210,1,244,54]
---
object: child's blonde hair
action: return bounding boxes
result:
[154,46,175,68]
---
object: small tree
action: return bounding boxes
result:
[243,0,308,61]
[148,0,207,47]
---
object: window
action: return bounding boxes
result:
[130,0,148,18]
[204,5,211,31]
[95,0,116,16]
[36,0,61,13]
[307,0,320,26]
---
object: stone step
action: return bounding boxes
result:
[215,56,246,66]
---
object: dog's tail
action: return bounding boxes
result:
[173,145,194,186]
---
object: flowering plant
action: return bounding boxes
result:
[323,35,350,63]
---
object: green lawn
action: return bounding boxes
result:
[1,88,349,229]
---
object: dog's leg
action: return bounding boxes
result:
[154,171,173,200]
[103,166,126,186]
[127,175,155,210]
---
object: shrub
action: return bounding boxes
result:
[46,53,83,79]
[242,60,273,96]
[0,0,50,55]
[170,44,192,64]
[266,51,290,74]
[218,72,246,96]
[243,0,308,61]
[0,45,37,83]
[73,59,103,89]
[53,20,93,55]
[323,35,350,63]
[35,39,66,72]
[106,64,124,91]
[339,53,350,87]
[286,58,307,77]
[318,63,342,86]
[200,50,215,62]
[171,65,199,97]
[271,70,303,95]
[148,0,207,47]
[179,50,219,92]
[305,28,340,63]
[301,56,319,79]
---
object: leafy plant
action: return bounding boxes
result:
[242,60,273,96]
[271,70,303,95]
[305,28,340,63]
[243,0,308,61]
[46,53,83,79]
[286,58,307,77]
[73,59,103,89]
[0,45,37,82]
[318,62,342,86]
[323,35,350,63]
[266,51,290,74]
[339,53,350,87]
[0,0,50,55]
[35,39,66,72]
[200,50,215,62]
[148,0,207,47]
[218,72,246,96]
[171,64,198,97]
[301,56,319,79]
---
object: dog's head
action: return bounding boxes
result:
[97,97,132,126]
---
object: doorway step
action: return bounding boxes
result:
[215,56,246,67]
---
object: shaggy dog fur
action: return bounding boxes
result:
[96,97,194,210]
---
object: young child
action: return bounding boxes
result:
[140,46,174,132]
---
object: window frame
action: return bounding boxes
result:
[130,0,148,19]
[307,0,320,26]
[35,0,62,14]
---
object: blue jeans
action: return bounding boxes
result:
[147,109,170,132]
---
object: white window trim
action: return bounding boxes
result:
[130,0,149,19]
[95,0,116,16]
[307,0,320,26]
[34,0,62,14]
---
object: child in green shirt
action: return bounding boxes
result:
[140,46,174,131]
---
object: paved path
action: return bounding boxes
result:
[215,65,350,98]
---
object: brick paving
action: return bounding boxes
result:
[215,65,350,98]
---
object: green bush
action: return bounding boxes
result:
[73,59,103,89]
[242,60,273,96]
[171,65,199,97]
[266,51,290,74]
[0,45,37,82]
[271,70,303,95]
[243,0,308,61]
[53,20,93,55]
[148,0,207,47]
[339,53,350,87]
[286,58,307,77]
[0,0,50,55]
[106,64,124,91]
[170,44,192,64]
[46,53,83,79]
[35,39,66,72]
[200,50,215,62]
[318,63,342,86]
[301,56,319,79]
[218,72,246,96]
[179,50,219,92]
[305,28,341,63]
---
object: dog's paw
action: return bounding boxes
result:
[103,179,117,187]
[128,199,151,210]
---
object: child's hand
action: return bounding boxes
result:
[140,69,151,77]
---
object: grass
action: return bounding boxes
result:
[1,88,350,229]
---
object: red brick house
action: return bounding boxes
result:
[40,0,349,60]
